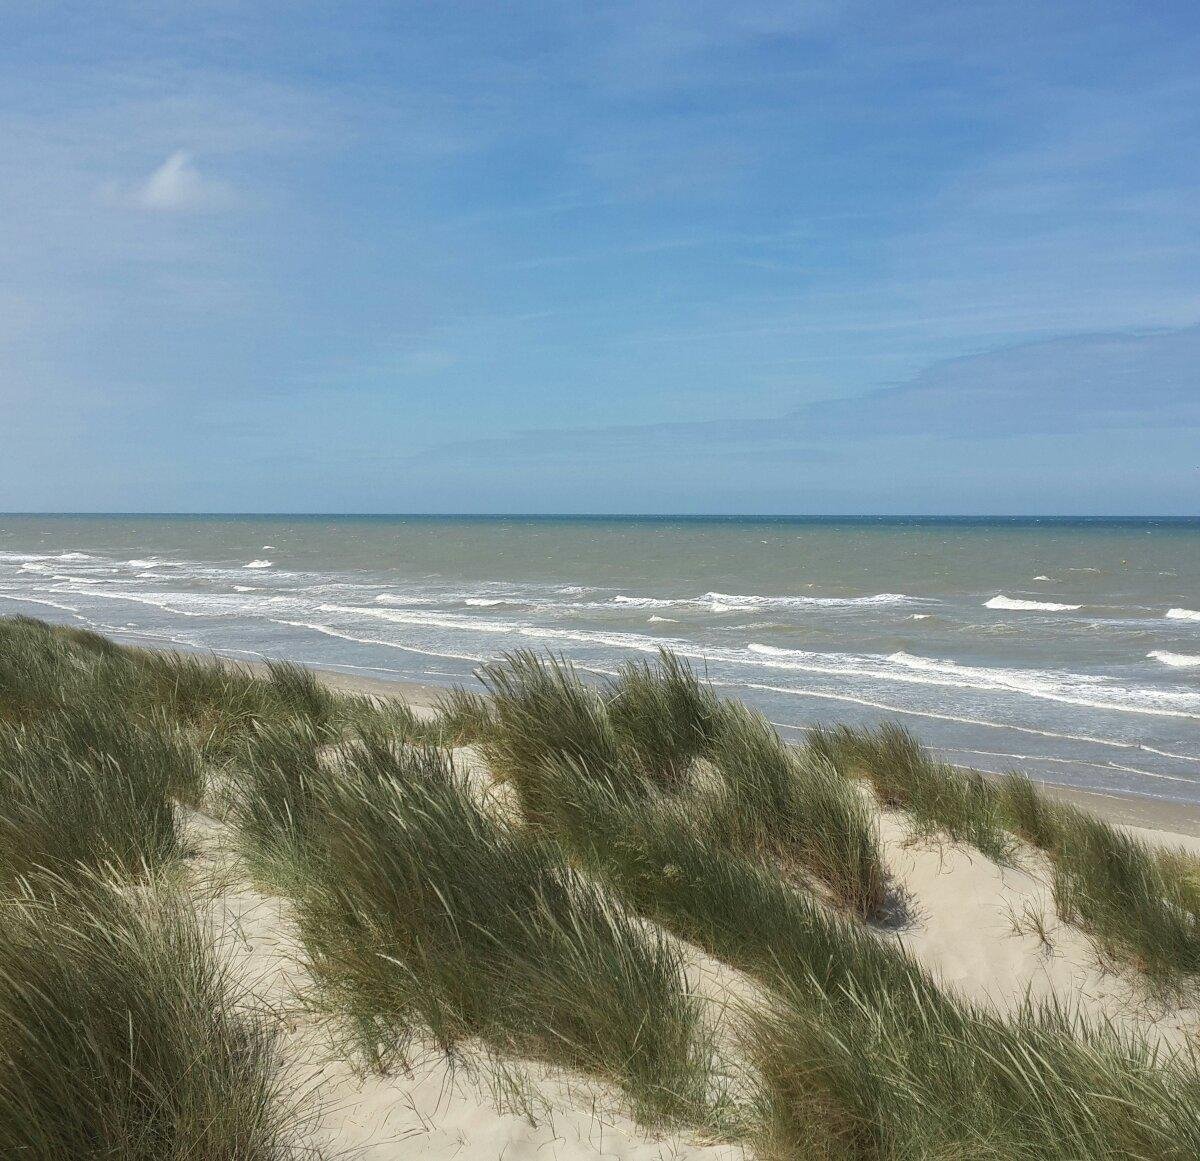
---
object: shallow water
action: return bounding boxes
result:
[2,514,1198,803]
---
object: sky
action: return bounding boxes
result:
[2,2,1199,515]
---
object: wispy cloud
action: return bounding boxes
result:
[98,150,235,212]
[135,150,233,211]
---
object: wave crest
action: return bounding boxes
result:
[985,594,1082,612]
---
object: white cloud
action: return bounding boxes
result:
[132,150,233,211]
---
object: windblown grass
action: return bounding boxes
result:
[478,651,890,918]
[750,973,1200,1160]
[12,617,1200,1153]
[0,615,427,765]
[232,730,713,1126]
[605,651,723,788]
[0,709,195,887]
[0,873,309,1160]
[808,718,1200,983]
[807,721,1015,861]
[706,703,888,918]
[1000,772,1200,983]
[477,651,633,815]
[431,685,496,745]
[533,758,1200,1158]
[537,754,911,993]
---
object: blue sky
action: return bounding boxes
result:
[2,2,1199,514]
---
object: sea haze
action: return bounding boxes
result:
[1,514,1198,804]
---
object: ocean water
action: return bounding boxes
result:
[1,514,1198,804]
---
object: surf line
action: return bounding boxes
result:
[732,680,1200,766]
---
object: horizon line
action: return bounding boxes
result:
[1,511,1197,522]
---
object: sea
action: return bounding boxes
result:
[1,514,1197,805]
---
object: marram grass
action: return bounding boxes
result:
[0,873,312,1161]
[231,729,716,1127]
[11,616,1200,1157]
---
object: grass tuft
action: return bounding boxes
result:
[234,733,713,1125]
[0,873,309,1160]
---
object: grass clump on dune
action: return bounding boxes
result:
[806,718,1200,984]
[233,731,713,1126]
[538,754,911,993]
[0,874,309,1161]
[750,972,1200,1161]
[431,685,496,745]
[532,756,1200,1158]
[476,651,890,920]
[0,616,420,763]
[1000,771,1200,983]
[0,710,196,887]
[605,651,723,788]
[807,721,1015,862]
[477,651,634,815]
[706,702,888,919]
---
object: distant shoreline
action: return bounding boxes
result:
[3,511,1199,524]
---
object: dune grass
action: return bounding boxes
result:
[533,756,1200,1158]
[477,650,890,919]
[1000,771,1200,984]
[808,718,1200,984]
[749,972,1200,1161]
[605,651,724,788]
[0,873,309,1161]
[706,701,888,919]
[231,729,714,1126]
[0,615,432,771]
[806,721,1015,862]
[0,709,198,888]
[10,617,1200,1154]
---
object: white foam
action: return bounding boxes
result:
[322,603,516,635]
[985,594,1082,612]
[1166,608,1200,622]
[244,559,273,569]
[1149,651,1200,669]
[66,588,241,618]
[705,590,921,610]
[745,643,1200,719]
[272,618,485,665]
[125,559,165,568]
[909,613,932,620]
[233,585,256,593]
[647,615,678,623]
[613,595,680,608]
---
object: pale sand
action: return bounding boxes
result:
[184,660,1200,1158]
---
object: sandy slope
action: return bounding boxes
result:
[189,804,744,1161]
[186,677,1200,1159]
